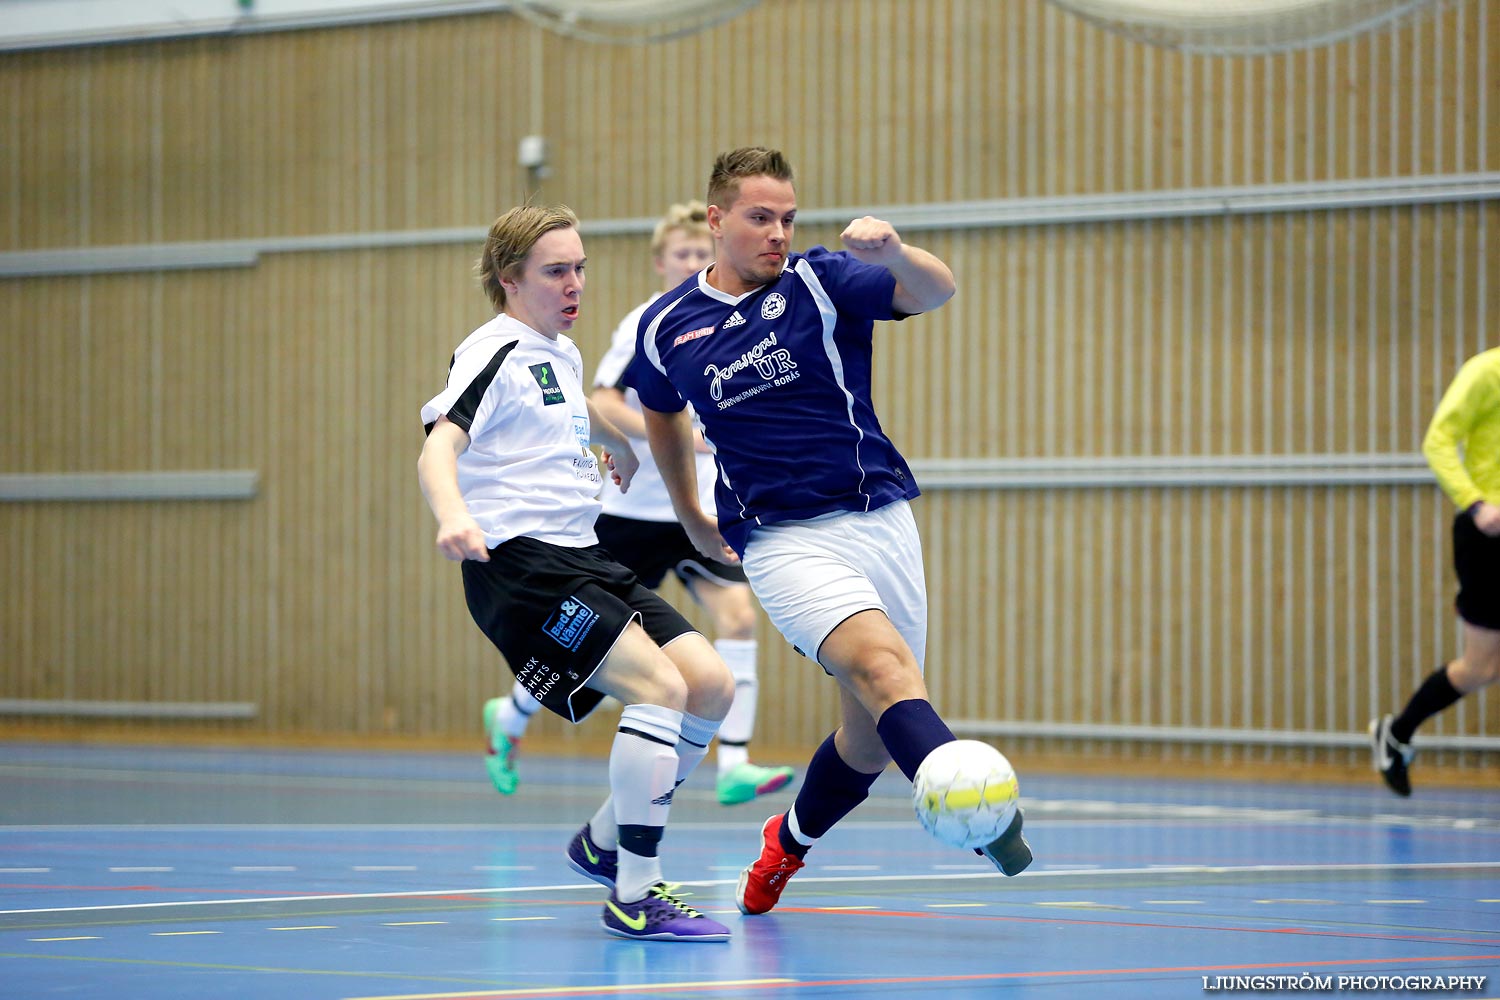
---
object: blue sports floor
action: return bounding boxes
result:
[1,742,1497,998]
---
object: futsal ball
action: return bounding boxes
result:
[912,740,1020,850]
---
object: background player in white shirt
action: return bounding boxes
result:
[417,204,734,942]
[626,148,1034,917]
[483,201,794,806]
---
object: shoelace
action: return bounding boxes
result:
[761,853,803,888]
[649,882,704,917]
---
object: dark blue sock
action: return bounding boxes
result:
[875,698,957,781]
[777,733,882,858]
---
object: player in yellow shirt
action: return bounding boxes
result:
[1370,348,1500,796]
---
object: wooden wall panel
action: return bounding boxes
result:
[2,1,1493,251]
[1,1,1496,770]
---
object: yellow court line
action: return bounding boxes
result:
[346,978,796,1000]
[151,930,221,936]
[29,936,101,942]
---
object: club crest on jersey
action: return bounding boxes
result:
[760,293,786,320]
[722,311,747,329]
[528,363,566,405]
[543,596,599,651]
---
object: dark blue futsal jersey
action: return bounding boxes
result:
[625,245,921,557]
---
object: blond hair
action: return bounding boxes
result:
[650,200,710,256]
[706,147,795,212]
[476,204,580,313]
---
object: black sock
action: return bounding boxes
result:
[1390,665,1462,744]
[617,823,663,858]
[874,699,957,782]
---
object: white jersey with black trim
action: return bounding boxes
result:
[421,313,602,549]
[624,245,921,557]
[592,294,719,523]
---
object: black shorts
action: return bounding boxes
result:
[594,513,749,591]
[1453,508,1500,630]
[460,536,697,722]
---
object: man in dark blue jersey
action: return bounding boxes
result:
[625,147,1033,916]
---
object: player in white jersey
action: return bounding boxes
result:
[417,204,733,942]
[482,202,795,807]
[625,148,1034,916]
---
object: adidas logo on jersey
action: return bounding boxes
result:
[722,311,747,329]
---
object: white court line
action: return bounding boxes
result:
[0,764,730,808]
[3,861,1497,917]
[2,767,1496,831]
[2,805,1496,834]
[490,916,552,922]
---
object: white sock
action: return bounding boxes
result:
[717,743,749,772]
[786,805,817,849]
[498,681,540,739]
[676,712,720,786]
[589,797,617,850]
[590,712,717,859]
[609,703,682,902]
[714,638,758,772]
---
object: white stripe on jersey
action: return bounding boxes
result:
[794,258,871,509]
[641,292,755,527]
[592,294,718,521]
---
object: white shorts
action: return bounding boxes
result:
[741,500,928,670]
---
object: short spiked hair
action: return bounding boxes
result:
[706,147,795,212]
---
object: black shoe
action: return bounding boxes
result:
[975,808,1033,875]
[1369,714,1414,797]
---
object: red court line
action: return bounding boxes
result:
[777,906,1500,946]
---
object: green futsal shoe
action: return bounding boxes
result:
[716,761,795,806]
[482,698,520,796]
